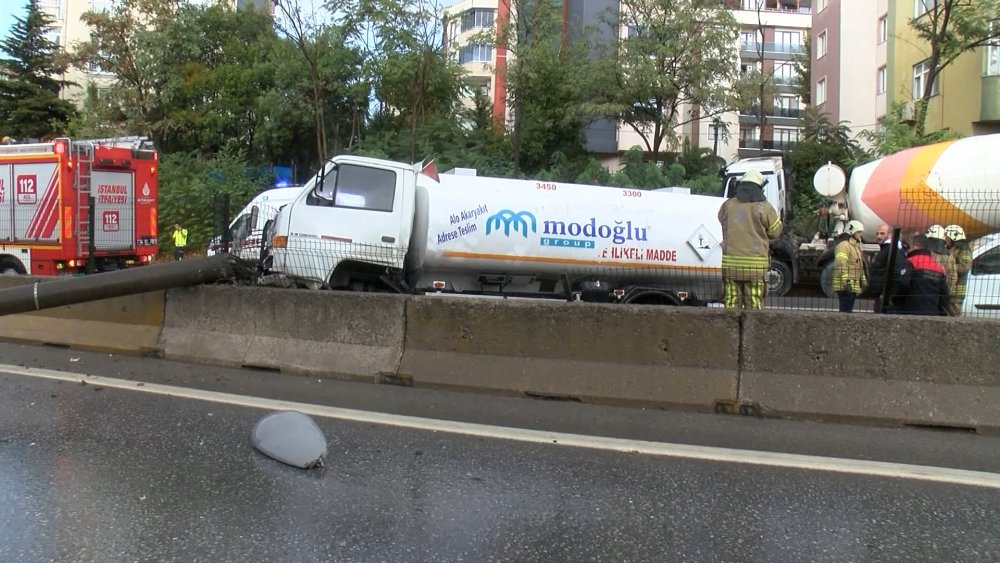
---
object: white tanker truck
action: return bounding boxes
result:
[723,134,1000,297]
[263,155,726,305]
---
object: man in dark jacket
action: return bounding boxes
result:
[891,235,949,316]
[864,223,907,312]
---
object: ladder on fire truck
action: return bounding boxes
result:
[73,141,95,258]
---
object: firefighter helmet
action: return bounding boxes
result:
[944,224,966,241]
[845,220,865,236]
[739,170,765,187]
[925,224,947,240]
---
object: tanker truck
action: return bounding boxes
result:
[722,134,1000,297]
[262,155,726,305]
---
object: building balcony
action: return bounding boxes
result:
[739,42,807,59]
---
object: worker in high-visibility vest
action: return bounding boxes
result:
[171,223,189,261]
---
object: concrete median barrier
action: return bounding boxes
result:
[739,310,1000,432]
[398,297,740,410]
[0,276,164,354]
[157,285,407,379]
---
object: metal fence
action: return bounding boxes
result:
[209,194,1000,320]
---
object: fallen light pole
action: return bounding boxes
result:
[0,254,239,316]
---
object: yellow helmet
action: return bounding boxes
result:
[944,224,966,241]
[739,170,765,187]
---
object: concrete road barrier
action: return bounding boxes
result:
[0,276,164,354]
[398,297,740,410]
[157,285,407,379]
[739,310,1000,432]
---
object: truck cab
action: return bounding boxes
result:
[266,155,418,290]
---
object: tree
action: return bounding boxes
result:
[0,0,77,138]
[593,0,751,162]
[857,101,962,158]
[909,0,1000,136]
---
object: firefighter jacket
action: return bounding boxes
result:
[930,250,958,294]
[892,249,949,315]
[718,184,782,282]
[949,243,973,297]
[833,237,867,293]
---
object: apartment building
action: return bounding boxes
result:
[724,0,812,160]
[814,0,1000,139]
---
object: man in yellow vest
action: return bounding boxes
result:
[171,223,189,261]
[718,170,782,310]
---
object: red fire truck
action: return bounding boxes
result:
[0,137,159,275]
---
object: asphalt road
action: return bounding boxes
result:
[0,342,998,562]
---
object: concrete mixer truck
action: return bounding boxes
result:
[722,134,1000,297]
[262,155,726,305]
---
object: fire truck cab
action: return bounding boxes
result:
[0,137,159,275]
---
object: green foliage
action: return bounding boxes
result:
[787,109,865,236]
[857,101,963,158]
[591,0,746,161]
[0,0,77,138]
[157,150,269,250]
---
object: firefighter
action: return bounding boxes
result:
[925,224,957,299]
[833,220,867,312]
[172,223,189,261]
[718,170,782,310]
[944,224,973,316]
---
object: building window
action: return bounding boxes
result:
[459,44,493,64]
[816,78,827,105]
[987,44,1000,77]
[460,9,495,33]
[774,62,797,85]
[912,59,939,99]
[877,66,887,94]
[816,31,827,58]
[914,0,933,17]
[878,16,888,43]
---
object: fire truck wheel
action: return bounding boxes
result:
[0,257,26,275]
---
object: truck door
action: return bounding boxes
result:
[11,162,59,242]
[92,169,135,251]
[0,163,11,240]
[292,161,408,272]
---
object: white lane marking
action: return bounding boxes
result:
[4,363,1000,490]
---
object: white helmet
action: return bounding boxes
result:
[925,224,947,240]
[845,220,864,236]
[944,224,966,241]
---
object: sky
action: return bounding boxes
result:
[1,3,27,41]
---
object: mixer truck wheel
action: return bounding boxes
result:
[767,260,792,297]
[0,257,26,275]
[820,263,836,299]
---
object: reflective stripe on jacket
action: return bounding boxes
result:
[833,238,866,292]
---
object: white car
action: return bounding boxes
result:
[961,234,1000,318]
[207,187,305,259]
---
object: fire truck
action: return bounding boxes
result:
[0,137,159,275]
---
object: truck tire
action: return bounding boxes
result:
[820,262,836,299]
[0,257,26,275]
[767,260,793,297]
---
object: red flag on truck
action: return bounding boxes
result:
[421,160,439,182]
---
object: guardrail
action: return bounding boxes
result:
[1,283,997,433]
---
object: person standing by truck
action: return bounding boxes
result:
[718,170,782,310]
[944,224,973,316]
[832,220,867,312]
[172,223,189,261]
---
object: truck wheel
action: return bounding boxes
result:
[0,257,26,275]
[820,263,837,299]
[767,260,793,297]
